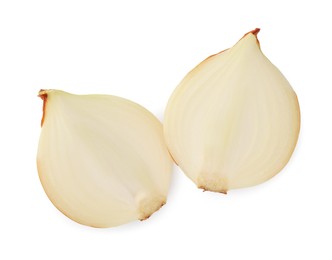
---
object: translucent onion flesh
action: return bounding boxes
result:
[37,90,173,227]
[164,29,300,193]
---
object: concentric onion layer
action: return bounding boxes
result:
[37,90,173,227]
[164,30,300,193]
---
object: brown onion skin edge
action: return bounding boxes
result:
[187,28,261,76]
[242,28,260,46]
[38,89,48,127]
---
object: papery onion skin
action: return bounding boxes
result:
[37,90,173,227]
[164,29,300,193]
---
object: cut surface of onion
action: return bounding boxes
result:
[37,90,173,228]
[164,29,300,193]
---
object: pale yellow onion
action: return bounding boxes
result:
[37,90,173,227]
[164,29,300,193]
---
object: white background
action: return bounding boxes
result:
[1,0,331,259]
